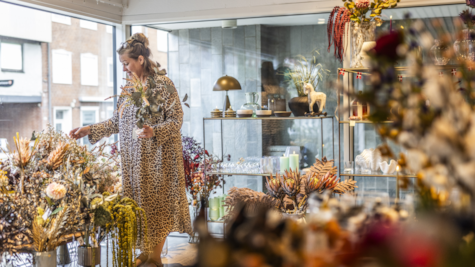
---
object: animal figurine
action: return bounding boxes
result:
[304,83,327,115]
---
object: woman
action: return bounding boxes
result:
[70,33,192,267]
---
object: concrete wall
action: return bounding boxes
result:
[169,25,264,192]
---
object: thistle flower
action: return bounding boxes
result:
[355,0,370,9]
[46,182,67,200]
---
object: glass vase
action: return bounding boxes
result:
[351,21,376,68]
[454,29,475,61]
[430,40,450,65]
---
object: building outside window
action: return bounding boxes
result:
[53,107,72,134]
[51,14,71,25]
[80,20,97,30]
[80,53,98,86]
[0,42,23,72]
[52,49,72,84]
[156,30,168,52]
[107,57,113,87]
[81,106,99,146]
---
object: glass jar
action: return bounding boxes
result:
[430,39,450,65]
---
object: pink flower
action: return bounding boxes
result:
[355,0,370,9]
[45,182,67,200]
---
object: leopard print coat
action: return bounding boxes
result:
[88,73,192,251]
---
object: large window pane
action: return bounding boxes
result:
[0,2,115,152]
[1,43,23,71]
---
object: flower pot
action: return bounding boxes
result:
[77,246,101,266]
[288,96,318,117]
[34,250,57,267]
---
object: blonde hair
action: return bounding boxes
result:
[117,33,159,76]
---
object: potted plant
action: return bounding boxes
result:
[287,50,329,116]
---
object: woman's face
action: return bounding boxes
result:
[119,53,144,77]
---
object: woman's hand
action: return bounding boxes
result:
[138,125,154,138]
[69,126,91,140]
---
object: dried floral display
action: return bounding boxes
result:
[0,125,146,266]
[108,69,190,129]
[460,8,475,29]
[343,0,399,25]
[286,50,330,97]
[221,158,357,223]
[194,192,416,267]
[182,136,225,205]
[327,7,351,61]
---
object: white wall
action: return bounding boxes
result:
[0,2,52,43]
[0,43,43,97]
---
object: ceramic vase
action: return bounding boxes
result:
[351,21,376,68]
[34,251,57,267]
[77,246,101,267]
[379,160,398,174]
[288,96,319,117]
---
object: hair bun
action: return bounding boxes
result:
[131,33,149,48]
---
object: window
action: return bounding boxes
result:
[81,107,99,146]
[131,26,148,36]
[80,20,97,30]
[106,25,113,34]
[52,49,72,84]
[0,43,23,71]
[107,57,113,87]
[51,14,71,25]
[81,53,98,86]
[53,107,72,134]
[157,30,168,52]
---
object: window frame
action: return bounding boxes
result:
[52,49,73,84]
[80,53,99,86]
[80,106,100,145]
[51,14,71,25]
[0,42,24,73]
[80,20,98,31]
[53,106,73,134]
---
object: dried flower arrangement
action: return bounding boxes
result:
[182,136,225,205]
[343,0,399,25]
[286,50,330,97]
[460,8,475,29]
[328,7,351,61]
[0,125,145,265]
[221,158,357,223]
[108,68,189,129]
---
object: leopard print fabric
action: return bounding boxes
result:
[88,73,192,251]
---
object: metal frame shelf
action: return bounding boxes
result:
[204,116,334,121]
[340,173,416,178]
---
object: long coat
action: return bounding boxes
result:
[88,72,192,250]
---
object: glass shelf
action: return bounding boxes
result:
[204,116,334,121]
[208,172,271,176]
[339,120,393,124]
[338,64,461,74]
[207,220,225,223]
[340,172,416,178]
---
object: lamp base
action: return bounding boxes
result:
[223,91,231,115]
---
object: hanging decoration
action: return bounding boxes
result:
[398,75,403,82]
[339,69,346,75]
[327,7,351,62]
[452,68,457,76]
[356,72,362,79]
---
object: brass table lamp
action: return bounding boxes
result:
[213,75,242,114]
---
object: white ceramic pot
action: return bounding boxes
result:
[360,41,376,68]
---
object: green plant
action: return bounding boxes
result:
[288,50,330,97]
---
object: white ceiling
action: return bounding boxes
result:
[147,3,466,31]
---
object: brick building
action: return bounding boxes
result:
[0,3,167,147]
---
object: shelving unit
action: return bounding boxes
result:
[336,67,417,198]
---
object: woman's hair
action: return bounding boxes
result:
[117,33,159,75]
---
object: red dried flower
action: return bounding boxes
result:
[370,31,404,62]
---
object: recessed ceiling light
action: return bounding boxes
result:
[222,20,237,29]
[318,18,325,24]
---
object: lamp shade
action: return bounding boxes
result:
[213,75,242,91]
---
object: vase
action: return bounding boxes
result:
[77,246,101,266]
[34,251,57,267]
[454,29,475,61]
[57,244,71,265]
[430,40,450,65]
[188,204,200,244]
[282,212,307,224]
[288,96,318,117]
[351,21,376,68]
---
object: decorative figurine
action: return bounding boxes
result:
[304,83,327,116]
